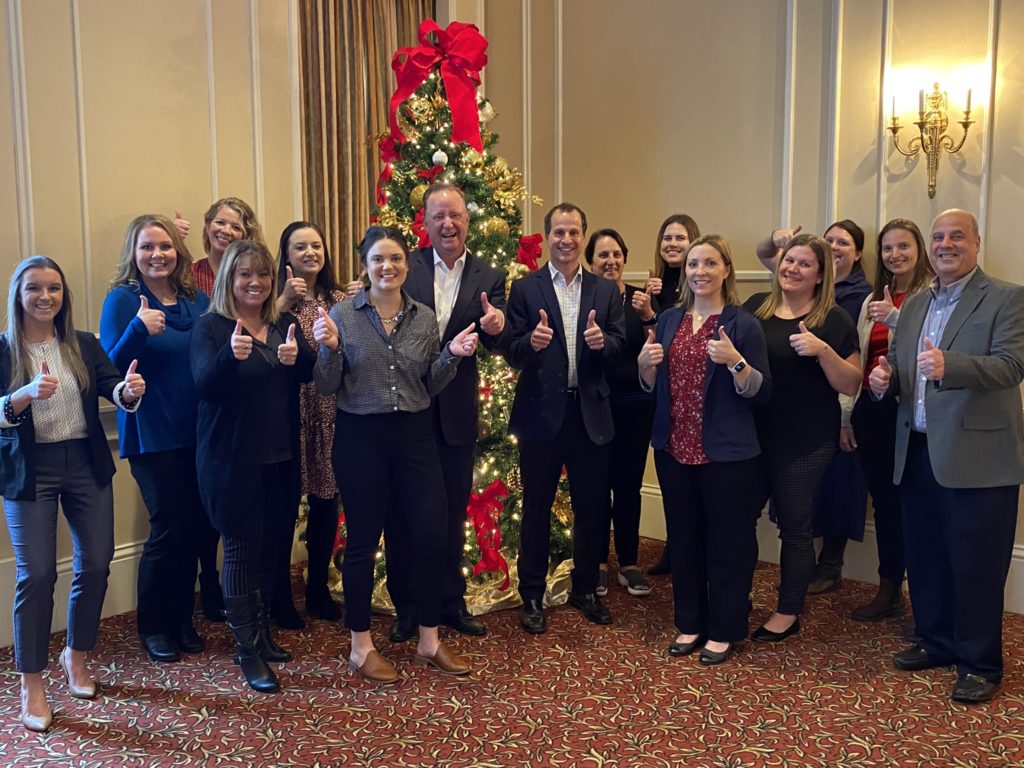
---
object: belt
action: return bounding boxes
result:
[564,388,579,401]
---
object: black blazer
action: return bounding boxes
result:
[0,332,121,500]
[405,247,510,446]
[506,266,626,445]
[190,313,314,535]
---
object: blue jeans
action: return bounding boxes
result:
[3,439,114,673]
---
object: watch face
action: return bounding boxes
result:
[732,361,746,373]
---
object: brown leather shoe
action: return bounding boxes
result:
[349,650,400,684]
[416,641,471,676]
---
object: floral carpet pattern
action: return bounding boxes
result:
[1,540,1022,767]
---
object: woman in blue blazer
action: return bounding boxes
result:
[639,236,771,665]
[1,256,145,731]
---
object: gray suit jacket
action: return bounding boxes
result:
[888,267,1024,488]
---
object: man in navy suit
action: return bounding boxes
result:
[386,183,510,641]
[870,209,1024,703]
[506,203,626,633]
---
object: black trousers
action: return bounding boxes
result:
[517,398,611,602]
[851,395,905,583]
[901,432,1018,683]
[655,451,762,641]
[334,409,447,632]
[601,398,655,567]
[129,447,204,634]
[386,405,474,620]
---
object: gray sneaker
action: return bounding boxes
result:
[617,569,652,596]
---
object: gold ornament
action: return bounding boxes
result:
[552,489,574,527]
[462,148,485,168]
[409,184,428,210]
[506,466,522,493]
[480,216,510,239]
[376,206,399,227]
[407,96,436,125]
[492,157,509,174]
[505,262,531,297]
[395,109,420,143]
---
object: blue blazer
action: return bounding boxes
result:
[649,304,772,461]
[506,266,626,445]
[405,247,510,446]
[0,332,122,500]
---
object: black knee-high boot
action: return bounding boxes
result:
[225,593,280,693]
[258,591,292,662]
[305,495,341,621]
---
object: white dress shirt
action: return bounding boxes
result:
[433,249,467,339]
[548,261,583,388]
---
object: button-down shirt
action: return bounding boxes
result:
[433,249,466,339]
[191,259,216,297]
[314,289,460,414]
[548,261,583,388]
[913,267,978,431]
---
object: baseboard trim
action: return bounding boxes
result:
[641,482,1024,614]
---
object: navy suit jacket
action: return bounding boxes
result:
[405,247,510,446]
[649,305,771,461]
[506,265,626,445]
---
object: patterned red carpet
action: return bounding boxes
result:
[2,540,1023,767]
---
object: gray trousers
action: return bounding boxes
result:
[3,439,114,673]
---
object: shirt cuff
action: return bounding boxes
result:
[114,381,142,412]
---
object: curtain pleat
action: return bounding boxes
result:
[299,0,433,281]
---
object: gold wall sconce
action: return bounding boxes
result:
[888,82,974,198]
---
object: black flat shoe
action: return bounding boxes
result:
[442,608,486,637]
[893,644,948,671]
[952,673,999,704]
[388,614,418,643]
[520,599,547,634]
[646,547,671,576]
[699,643,734,666]
[141,633,181,663]
[751,618,800,643]
[171,623,205,654]
[806,574,841,595]
[568,592,613,625]
[667,636,704,657]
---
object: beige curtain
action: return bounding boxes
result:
[298,1,433,282]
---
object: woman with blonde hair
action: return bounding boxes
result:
[2,256,145,731]
[100,214,211,663]
[743,234,860,642]
[191,239,313,693]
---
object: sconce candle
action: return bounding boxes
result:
[966,88,972,112]
[919,89,925,113]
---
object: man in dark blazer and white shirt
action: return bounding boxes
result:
[870,208,1024,703]
[386,183,510,641]
[506,202,626,633]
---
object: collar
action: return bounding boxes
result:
[930,266,979,298]
[353,289,415,314]
[433,249,467,273]
[547,260,582,285]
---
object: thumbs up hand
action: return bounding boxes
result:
[277,323,298,366]
[25,361,58,401]
[281,265,308,306]
[917,336,944,381]
[645,270,663,297]
[788,320,826,357]
[121,358,146,402]
[314,306,339,350]
[231,319,253,361]
[707,326,741,366]
[869,355,893,398]
[631,289,654,321]
[531,308,554,351]
[868,285,896,324]
[449,323,479,357]
[344,270,366,299]
[173,208,191,238]
[136,294,166,336]
[583,309,604,350]
[479,291,505,336]
[638,328,664,370]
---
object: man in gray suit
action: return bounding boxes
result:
[870,208,1024,703]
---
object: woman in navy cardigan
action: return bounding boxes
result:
[1,256,144,731]
[100,214,211,664]
[639,235,771,665]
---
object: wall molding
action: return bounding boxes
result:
[205,0,219,201]
[553,0,563,204]
[779,0,797,225]
[248,0,265,217]
[6,0,33,257]
[288,0,303,220]
[521,0,532,234]
[70,0,93,323]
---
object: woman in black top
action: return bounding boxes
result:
[191,239,313,694]
[743,234,860,642]
[585,229,656,596]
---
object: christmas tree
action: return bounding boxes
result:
[358,19,576,610]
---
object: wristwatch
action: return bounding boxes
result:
[728,359,747,374]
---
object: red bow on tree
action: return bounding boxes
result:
[516,234,544,271]
[466,479,510,590]
[417,165,445,184]
[389,20,488,151]
[412,208,431,248]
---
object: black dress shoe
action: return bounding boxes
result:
[699,643,734,666]
[569,593,613,625]
[647,546,671,576]
[520,599,547,634]
[388,614,418,643]
[893,644,948,671]
[952,673,999,704]
[667,636,704,657]
[751,618,800,643]
[442,608,487,637]
[171,623,205,653]
[141,633,181,663]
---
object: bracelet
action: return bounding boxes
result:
[115,384,139,411]
[2,395,29,425]
[641,315,658,326]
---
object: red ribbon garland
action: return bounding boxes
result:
[412,209,430,248]
[516,234,544,271]
[389,20,488,151]
[466,479,510,590]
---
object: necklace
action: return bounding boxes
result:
[380,309,406,326]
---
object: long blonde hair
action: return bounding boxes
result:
[207,240,280,325]
[4,256,88,391]
[110,214,197,299]
[754,234,836,328]
[202,197,264,256]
